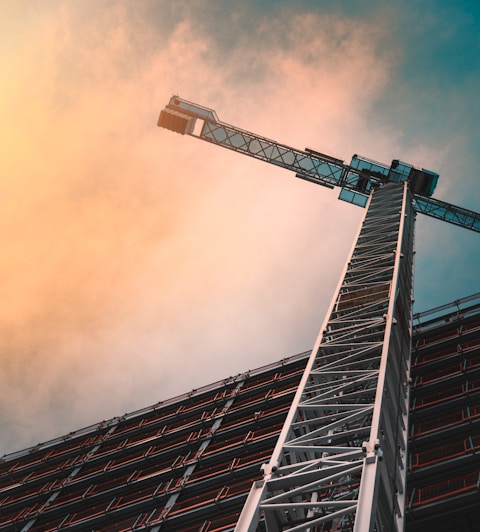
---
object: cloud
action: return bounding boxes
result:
[0,1,435,454]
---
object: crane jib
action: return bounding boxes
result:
[158,95,480,234]
[200,120,344,186]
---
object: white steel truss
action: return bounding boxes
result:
[237,182,415,531]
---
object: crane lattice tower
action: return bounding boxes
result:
[158,96,480,532]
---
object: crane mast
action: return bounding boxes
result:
[237,181,413,531]
[157,96,480,531]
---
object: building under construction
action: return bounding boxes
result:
[0,293,479,531]
[2,96,479,531]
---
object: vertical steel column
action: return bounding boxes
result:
[236,182,414,532]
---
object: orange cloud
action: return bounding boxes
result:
[0,1,403,454]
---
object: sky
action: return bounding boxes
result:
[1,0,479,456]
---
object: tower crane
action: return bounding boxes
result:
[157,96,480,532]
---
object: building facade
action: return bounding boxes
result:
[1,294,479,531]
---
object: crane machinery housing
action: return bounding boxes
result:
[157,95,480,532]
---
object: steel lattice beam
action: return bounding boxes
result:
[237,182,414,531]
[158,95,480,233]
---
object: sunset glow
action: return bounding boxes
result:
[1,1,479,454]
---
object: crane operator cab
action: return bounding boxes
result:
[349,155,439,197]
[388,159,439,197]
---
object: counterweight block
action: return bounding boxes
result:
[157,108,196,135]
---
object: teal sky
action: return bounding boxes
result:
[0,0,479,454]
